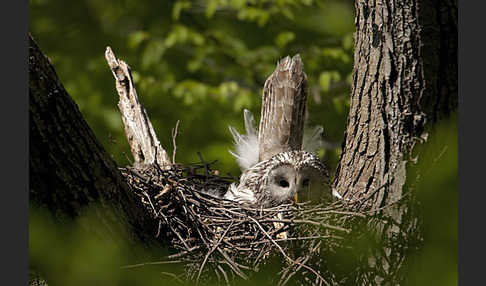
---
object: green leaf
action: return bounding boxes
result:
[127,31,149,49]
[233,89,254,111]
[206,0,220,18]
[172,0,192,20]
[319,72,332,92]
[275,31,296,48]
[280,7,294,20]
[141,40,166,69]
[342,33,354,50]
[322,48,351,63]
[319,71,341,92]
[219,81,239,97]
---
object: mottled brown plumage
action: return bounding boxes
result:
[258,55,308,162]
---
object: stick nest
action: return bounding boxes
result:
[120,162,367,285]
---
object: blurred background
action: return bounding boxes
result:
[29,0,457,285]
[30,0,355,177]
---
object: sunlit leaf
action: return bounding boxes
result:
[128,31,149,49]
[275,31,296,48]
[172,0,192,20]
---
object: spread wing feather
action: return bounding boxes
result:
[229,109,324,171]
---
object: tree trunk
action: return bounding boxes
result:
[333,0,457,207]
[331,0,457,283]
[29,34,158,246]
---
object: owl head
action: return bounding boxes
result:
[225,150,332,207]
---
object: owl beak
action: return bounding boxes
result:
[293,193,299,203]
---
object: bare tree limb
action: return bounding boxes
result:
[105,47,171,168]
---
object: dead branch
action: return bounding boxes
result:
[105,47,171,168]
[172,120,181,164]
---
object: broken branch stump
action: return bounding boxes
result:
[105,47,171,168]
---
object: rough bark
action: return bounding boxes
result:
[29,34,158,245]
[258,55,308,162]
[331,0,457,283]
[105,47,172,169]
[333,0,457,207]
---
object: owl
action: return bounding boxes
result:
[224,109,336,207]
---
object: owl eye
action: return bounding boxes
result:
[279,179,290,188]
[302,178,310,187]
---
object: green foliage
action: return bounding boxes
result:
[29,207,188,286]
[29,0,457,284]
[403,116,458,285]
[29,0,354,176]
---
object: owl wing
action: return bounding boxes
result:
[228,109,260,171]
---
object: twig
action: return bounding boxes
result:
[217,265,230,286]
[260,218,350,233]
[121,260,183,269]
[216,247,248,280]
[248,216,329,285]
[160,271,185,284]
[249,235,338,245]
[172,120,181,164]
[197,152,209,178]
[197,222,234,284]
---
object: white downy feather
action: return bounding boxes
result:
[229,109,325,171]
[228,109,260,171]
[332,189,343,199]
[224,183,256,203]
